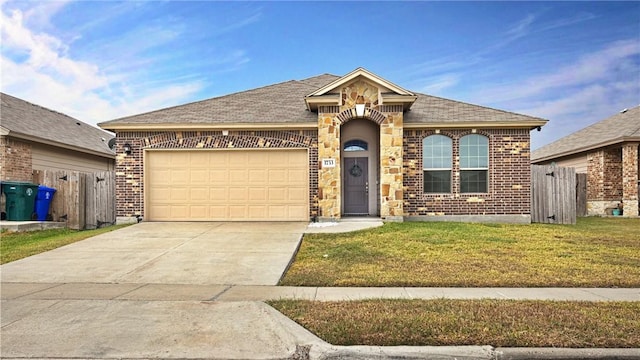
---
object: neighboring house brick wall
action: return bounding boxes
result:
[0,137,32,181]
[113,130,318,220]
[586,147,624,215]
[403,128,531,216]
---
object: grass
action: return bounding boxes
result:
[268,299,640,347]
[281,217,640,287]
[0,225,131,264]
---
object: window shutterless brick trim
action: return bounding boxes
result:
[403,128,531,215]
[114,130,318,219]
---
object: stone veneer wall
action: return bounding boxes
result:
[403,129,531,215]
[621,143,639,217]
[114,130,318,220]
[317,97,404,221]
[0,137,32,181]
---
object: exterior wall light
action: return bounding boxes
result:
[123,143,132,155]
[355,95,366,117]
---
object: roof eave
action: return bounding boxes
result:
[5,131,115,159]
[304,95,340,111]
[100,122,319,132]
[532,136,640,163]
[404,119,548,130]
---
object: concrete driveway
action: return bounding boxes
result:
[0,222,307,285]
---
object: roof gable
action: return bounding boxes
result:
[304,67,418,112]
[1,93,115,158]
[532,105,640,162]
[306,67,414,97]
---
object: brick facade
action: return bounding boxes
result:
[113,130,318,220]
[403,128,531,216]
[0,136,32,181]
[585,144,639,216]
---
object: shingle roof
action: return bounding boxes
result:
[1,93,114,157]
[405,92,545,124]
[531,105,640,162]
[99,72,545,128]
[99,76,334,127]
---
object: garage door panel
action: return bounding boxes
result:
[229,206,248,219]
[147,150,308,221]
[248,169,267,182]
[249,188,267,201]
[288,187,307,201]
[149,186,171,201]
[229,187,248,201]
[190,169,208,183]
[169,153,190,167]
[288,169,307,182]
[229,169,248,182]
[190,187,209,200]
[210,169,228,182]
[170,188,188,201]
[189,205,208,218]
[170,170,188,183]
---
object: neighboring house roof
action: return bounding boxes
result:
[532,105,640,163]
[99,69,546,130]
[1,93,115,158]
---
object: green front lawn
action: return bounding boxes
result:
[269,299,640,347]
[280,217,640,287]
[0,225,131,264]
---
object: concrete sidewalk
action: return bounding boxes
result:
[2,282,638,301]
[2,284,638,360]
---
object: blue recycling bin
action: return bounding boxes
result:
[34,185,56,221]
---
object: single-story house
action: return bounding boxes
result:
[1,92,115,182]
[99,68,547,224]
[532,106,639,217]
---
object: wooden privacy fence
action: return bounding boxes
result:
[531,165,576,225]
[32,170,115,230]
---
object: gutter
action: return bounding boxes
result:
[99,122,319,132]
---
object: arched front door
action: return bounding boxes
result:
[341,119,379,216]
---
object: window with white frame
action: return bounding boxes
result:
[459,134,489,193]
[423,135,452,193]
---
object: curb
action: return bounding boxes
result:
[298,345,640,360]
[495,347,640,360]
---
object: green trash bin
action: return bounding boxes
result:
[1,181,38,221]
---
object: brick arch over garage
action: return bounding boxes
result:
[142,131,316,149]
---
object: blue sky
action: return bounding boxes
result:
[1,1,638,149]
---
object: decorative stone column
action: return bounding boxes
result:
[379,111,404,221]
[317,111,341,220]
[622,143,639,217]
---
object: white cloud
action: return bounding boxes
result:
[0,2,205,126]
[475,39,640,105]
[417,73,461,95]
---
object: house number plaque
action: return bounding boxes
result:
[322,159,336,168]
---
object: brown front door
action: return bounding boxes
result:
[344,157,368,215]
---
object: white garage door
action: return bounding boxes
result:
[146,150,309,221]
